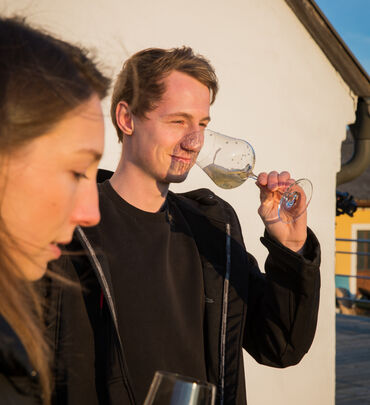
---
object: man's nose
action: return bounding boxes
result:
[180,130,204,152]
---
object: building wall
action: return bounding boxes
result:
[335,208,370,294]
[2,0,357,404]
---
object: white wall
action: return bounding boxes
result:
[2,0,356,404]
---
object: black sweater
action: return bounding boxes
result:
[47,170,321,405]
[97,180,208,404]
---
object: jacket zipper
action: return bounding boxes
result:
[76,226,137,405]
[219,223,231,405]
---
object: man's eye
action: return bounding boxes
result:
[171,120,184,125]
[199,123,208,128]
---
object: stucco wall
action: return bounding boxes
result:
[2,0,357,404]
[336,209,370,294]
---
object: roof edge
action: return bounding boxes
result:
[285,0,370,97]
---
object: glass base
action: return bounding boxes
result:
[278,178,313,224]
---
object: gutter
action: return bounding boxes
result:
[337,97,370,185]
[283,1,370,186]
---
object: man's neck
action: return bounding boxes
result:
[110,160,169,213]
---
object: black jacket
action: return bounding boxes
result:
[0,316,41,405]
[47,170,321,405]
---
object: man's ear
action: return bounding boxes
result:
[116,101,134,135]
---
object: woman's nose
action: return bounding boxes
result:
[71,183,101,228]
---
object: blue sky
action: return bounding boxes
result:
[315,0,370,74]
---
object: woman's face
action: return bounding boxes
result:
[1,95,105,280]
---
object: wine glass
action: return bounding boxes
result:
[143,371,216,405]
[196,128,313,224]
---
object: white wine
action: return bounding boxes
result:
[203,163,251,189]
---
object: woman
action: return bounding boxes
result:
[0,16,110,404]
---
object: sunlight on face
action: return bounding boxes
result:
[1,95,104,280]
[129,71,211,184]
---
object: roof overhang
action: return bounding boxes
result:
[285,0,370,97]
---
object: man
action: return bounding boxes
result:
[49,47,320,405]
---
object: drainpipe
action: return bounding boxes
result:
[337,97,370,185]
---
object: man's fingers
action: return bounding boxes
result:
[278,171,290,187]
[267,171,279,191]
[257,171,295,194]
[257,172,268,187]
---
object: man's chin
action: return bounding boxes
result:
[164,171,190,184]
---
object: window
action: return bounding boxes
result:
[357,230,370,272]
[357,230,370,293]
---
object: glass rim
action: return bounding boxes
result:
[204,128,246,142]
[154,370,216,389]
[196,128,256,170]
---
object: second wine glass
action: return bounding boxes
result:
[143,371,216,405]
[196,128,312,224]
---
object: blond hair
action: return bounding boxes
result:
[111,46,218,142]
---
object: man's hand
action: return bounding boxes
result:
[256,171,307,252]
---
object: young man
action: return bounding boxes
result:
[49,47,320,405]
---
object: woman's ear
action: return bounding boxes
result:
[115,101,134,135]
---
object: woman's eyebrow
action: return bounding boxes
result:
[74,148,102,162]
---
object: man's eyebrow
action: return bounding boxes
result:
[164,112,211,122]
[74,148,102,161]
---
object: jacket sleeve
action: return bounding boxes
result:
[228,205,321,368]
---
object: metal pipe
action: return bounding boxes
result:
[336,274,370,280]
[336,238,370,243]
[337,297,370,304]
[335,251,370,256]
[337,97,370,185]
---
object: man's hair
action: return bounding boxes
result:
[111,47,219,142]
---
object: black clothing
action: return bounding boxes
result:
[99,180,207,403]
[0,316,41,405]
[47,169,321,405]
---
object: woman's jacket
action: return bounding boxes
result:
[0,316,41,405]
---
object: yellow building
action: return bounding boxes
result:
[335,202,370,295]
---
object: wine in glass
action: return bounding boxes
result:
[143,371,216,405]
[196,128,313,224]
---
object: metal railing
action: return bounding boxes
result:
[335,238,370,306]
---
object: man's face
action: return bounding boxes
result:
[128,70,211,184]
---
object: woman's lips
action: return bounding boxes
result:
[49,243,62,259]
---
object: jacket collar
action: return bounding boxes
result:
[0,315,36,378]
[97,169,227,223]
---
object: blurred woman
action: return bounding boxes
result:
[0,16,110,404]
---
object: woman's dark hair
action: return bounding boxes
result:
[0,16,110,151]
[0,16,110,404]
